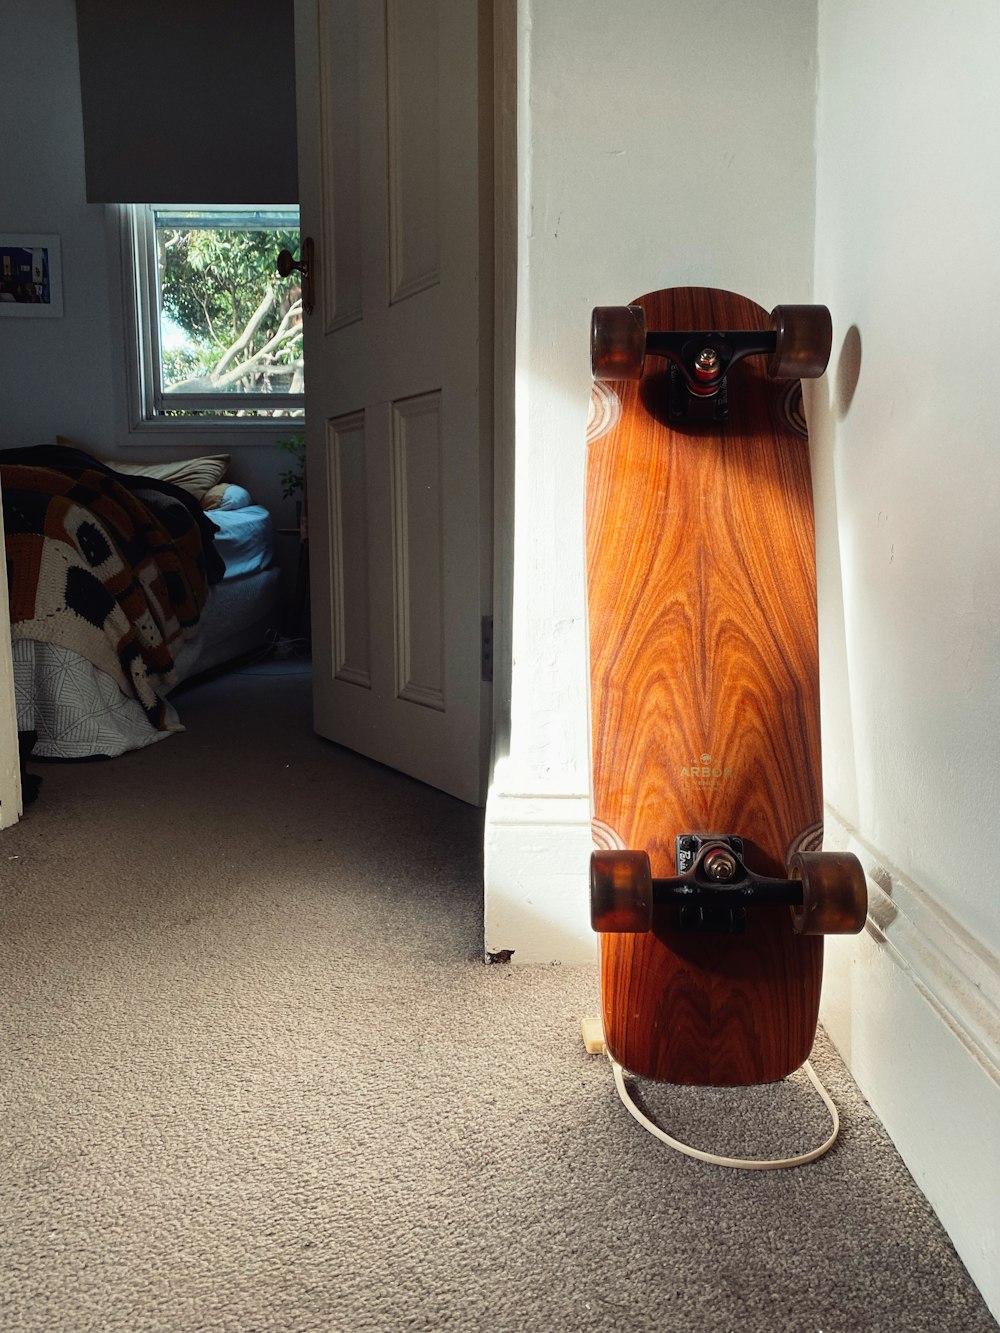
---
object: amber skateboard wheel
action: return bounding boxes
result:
[788,850,868,934]
[591,305,647,381]
[767,304,833,379]
[591,850,654,933]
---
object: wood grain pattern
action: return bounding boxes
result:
[587,287,823,1085]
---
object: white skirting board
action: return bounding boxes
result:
[483,772,596,966]
[819,807,1000,1323]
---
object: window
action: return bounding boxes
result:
[122,204,304,424]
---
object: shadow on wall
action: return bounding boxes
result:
[802,323,865,842]
[835,324,862,419]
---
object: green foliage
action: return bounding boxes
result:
[158,224,304,399]
[162,344,206,384]
[277,433,306,499]
[160,228,294,344]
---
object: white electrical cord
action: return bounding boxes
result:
[609,1055,840,1170]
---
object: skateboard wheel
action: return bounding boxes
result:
[591,305,647,381]
[590,850,653,933]
[767,305,833,379]
[788,851,868,935]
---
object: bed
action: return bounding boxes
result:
[2,444,282,763]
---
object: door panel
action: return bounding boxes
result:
[325,411,371,688]
[392,391,445,710]
[319,0,363,330]
[295,0,489,804]
[386,0,440,301]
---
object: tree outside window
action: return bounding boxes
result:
[125,206,305,423]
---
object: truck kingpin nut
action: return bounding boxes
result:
[703,848,738,882]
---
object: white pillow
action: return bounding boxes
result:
[55,437,230,502]
[107,454,230,501]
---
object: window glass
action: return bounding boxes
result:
[128,205,304,422]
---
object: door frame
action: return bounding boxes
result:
[0,483,23,829]
[488,0,516,790]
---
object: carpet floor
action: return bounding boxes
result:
[0,661,995,1332]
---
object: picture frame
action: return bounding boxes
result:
[0,234,63,318]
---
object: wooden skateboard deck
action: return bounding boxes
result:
[587,286,826,1087]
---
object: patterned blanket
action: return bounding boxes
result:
[2,447,223,728]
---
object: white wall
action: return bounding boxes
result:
[485,0,819,961]
[0,0,303,570]
[811,0,1000,1317]
[488,4,999,1313]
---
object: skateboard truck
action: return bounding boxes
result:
[672,834,799,934]
[591,838,867,937]
[590,303,833,422]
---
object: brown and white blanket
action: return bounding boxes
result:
[1,446,223,728]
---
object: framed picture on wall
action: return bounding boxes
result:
[0,235,63,317]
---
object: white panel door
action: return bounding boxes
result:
[294,0,490,804]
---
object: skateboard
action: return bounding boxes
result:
[586,286,867,1087]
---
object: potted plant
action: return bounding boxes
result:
[277,432,305,501]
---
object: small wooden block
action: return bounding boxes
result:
[581,1017,607,1055]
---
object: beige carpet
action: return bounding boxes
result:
[1,661,995,1333]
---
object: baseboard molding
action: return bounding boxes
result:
[820,807,1000,1322]
[483,775,596,965]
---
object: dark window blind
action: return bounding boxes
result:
[76,0,298,204]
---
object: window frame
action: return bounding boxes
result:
[118,203,305,430]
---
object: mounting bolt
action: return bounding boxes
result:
[703,847,738,882]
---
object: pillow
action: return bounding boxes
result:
[53,437,230,502]
[202,482,253,511]
[106,454,230,501]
